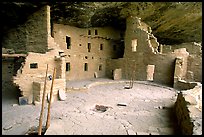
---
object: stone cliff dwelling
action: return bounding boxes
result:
[2,3,202,135]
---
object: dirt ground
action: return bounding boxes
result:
[2,78,181,135]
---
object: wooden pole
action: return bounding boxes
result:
[130,62,136,88]
[46,67,56,129]
[131,72,134,88]
[132,62,136,88]
[38,64,48,135]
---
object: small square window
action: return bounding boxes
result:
[30,63,38,69]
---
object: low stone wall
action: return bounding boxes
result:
[174,83,202,135]
[174,80,198,90]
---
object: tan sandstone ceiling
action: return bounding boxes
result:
[0,2,202,45]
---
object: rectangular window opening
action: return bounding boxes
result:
[84,63,88,71]
[66,62,71,71]
[30,63,38,69]
[95,30,98,35]
[66,36,71,49]
[88,30,91,35]
[88,43,91,52]
[100,44,103,50]
[132,39,137,52]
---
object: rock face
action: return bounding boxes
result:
[0,2,202,46]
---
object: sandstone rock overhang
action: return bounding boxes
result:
[0,2,202,45]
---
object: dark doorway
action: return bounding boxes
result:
[66,36,71,49]
[112,41,124,59]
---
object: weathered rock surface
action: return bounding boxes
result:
[0,2,202,45]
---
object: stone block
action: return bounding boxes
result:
[127,129,136,135]
[19,97,28,105]
[149,132,160,135]
[94,72,98,78]
[136,132,150,135]
[184,94,197,105]
[113,68,122,80]
[58,89,67,101]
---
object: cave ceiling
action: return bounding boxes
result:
[0,2,202,45]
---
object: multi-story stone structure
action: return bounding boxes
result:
[1,5,202,105]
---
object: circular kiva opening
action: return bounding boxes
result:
[25,126,46,135]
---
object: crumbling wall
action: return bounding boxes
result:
[12,5,66,104]
[116,16,176,85]
[162,42,202,83]
[173,48,189,88]
[13,48,66,104]
[2,5,50,53]
[187,54,202,82]
[106,16,197,87]
[2,54,26,101]
[121,16,157,81]
[53,24,122,80]
[174,83,202,135]
[162,42,202,55]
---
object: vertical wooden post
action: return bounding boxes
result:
[38,64,48,135]
[46,67,56,129]
[132,62,136,88]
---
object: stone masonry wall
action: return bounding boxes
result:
[174,83,202,135]
[162,42,202,83]
[187,54,202,82]
[53,24,122,80]
[2,58,17,96]
[162,42,201,55]
[33,79,66,104]
[12,5,66,104]
[107,16,187,86]
[2,6,50,53]
[25,5,50,53]
[13,47,66,104]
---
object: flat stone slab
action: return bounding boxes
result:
[58,90,67,101]
[136,132,150,135]
[127,129,136,135]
